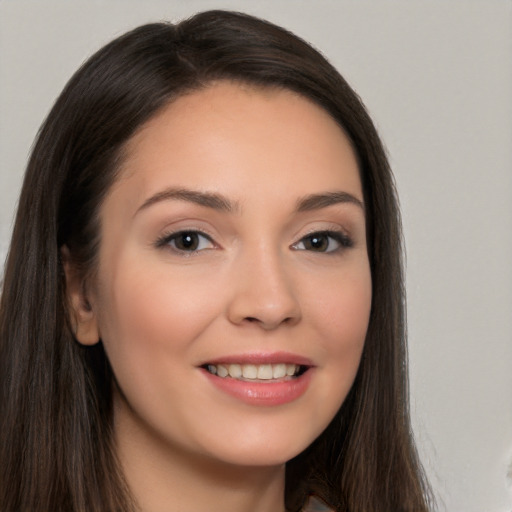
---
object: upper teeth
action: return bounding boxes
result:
[206,363,299,380]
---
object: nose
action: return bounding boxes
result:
[226,246,302,330]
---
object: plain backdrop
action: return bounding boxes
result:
[1,1,511,511]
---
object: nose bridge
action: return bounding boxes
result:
[227,239,301,329]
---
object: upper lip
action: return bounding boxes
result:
[199,351,314,367]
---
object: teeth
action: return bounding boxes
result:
[242,364,258,379]
[286,364,296,376]
[206,363,301,380]
[217,365,229,378]
[257,364,273,380]
[272,363,287,379]
[228,364,242,378]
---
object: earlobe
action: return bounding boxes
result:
[61,245,100,346]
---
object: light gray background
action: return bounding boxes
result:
[1,1,511,511]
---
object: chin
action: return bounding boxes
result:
[195,419,326,469]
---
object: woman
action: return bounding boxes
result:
[0,10,433,512]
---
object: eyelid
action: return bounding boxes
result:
[294,223,353,242]
[154,228,218,254]
[291,228,353,253]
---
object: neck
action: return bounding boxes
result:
[114,399,287,512]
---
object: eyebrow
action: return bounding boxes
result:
[296,191,364,212]
[135,187,364,216]
[135,187,239,215]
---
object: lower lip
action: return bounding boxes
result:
[201,368,313,406]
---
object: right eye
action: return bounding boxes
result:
[156,230,215,253]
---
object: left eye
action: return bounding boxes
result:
[159,231,215,252]
[293,231,350,253]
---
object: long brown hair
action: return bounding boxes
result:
[0,10,433,511]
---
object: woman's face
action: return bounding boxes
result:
[79,82,371,468]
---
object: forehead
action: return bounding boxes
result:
[112,81,362,207]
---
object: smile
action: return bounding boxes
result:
[200,355,314,406]
[204,363,304,381]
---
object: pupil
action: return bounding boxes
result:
[178,232,198,250]
[308,234,327,251]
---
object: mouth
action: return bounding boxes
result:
[201,363,309,381]
[199,354,314,405]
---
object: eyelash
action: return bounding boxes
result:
[155,228,353,256]
[292,230,353,254]
[155,230,216,255]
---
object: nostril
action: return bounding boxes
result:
[241,315,297,329]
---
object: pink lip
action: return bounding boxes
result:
[198,352,315,406]
[201,351,314,366]
[200,369,313,408]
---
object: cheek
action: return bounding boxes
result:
[92,258,228,444]
[303,264,371,408]
[94,258,222,374]
[309,264,372,348]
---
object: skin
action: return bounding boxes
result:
[66,82,372,512]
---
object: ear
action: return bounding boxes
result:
[61,245,100,346]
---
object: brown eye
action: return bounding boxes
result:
[174,232,200,251]
[303,234,330,251]
[293,231,352,253]
[157,231,215,253]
